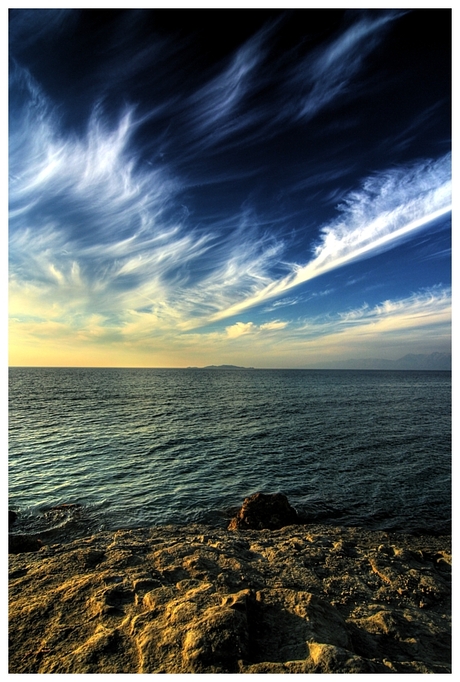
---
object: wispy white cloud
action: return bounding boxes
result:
[181,287,450,366]
[207,154,451,323]
[291,11,402,121]
[10,83,450,337]
[295,286,451,338]
[9,9,77,49]
[183,19,284,151]
[264,296,301,312]
[183,11,403,153]
[9,66,216,307]
[192,39,262,130]
[173,211,287,326]
[8,10,451,369]
[141,287,450,366]
[259,320,288,331]
[10,274,450,368]
[9,66,292,339]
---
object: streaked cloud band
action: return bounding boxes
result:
[208,155,451,323]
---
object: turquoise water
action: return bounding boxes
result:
[8,368,451,539]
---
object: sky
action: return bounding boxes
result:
[8,6,452,368]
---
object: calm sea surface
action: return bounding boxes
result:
[8,368,451,539]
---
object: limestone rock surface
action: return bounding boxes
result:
[9,523,451,673]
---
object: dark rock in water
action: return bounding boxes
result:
[9,510,17,528]
[9,535,42,554]
[44,503,82,522]
[228,492,300,531]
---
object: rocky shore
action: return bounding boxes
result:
[9,497,451,674]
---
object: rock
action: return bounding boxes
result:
[8,522,451,674]
[9,510,17,528]
[228,492,300,530]
[9,534,42,554]
[307,642,388,674]
[44,503,82,522]
[182,603,249,672]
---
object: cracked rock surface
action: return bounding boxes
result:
[8,523,451,673]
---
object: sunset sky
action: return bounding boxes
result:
[8,7,451,368]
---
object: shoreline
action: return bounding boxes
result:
[9,520,451,673]
[8,499,452,547]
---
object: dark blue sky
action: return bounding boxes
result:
[9,8,451,367]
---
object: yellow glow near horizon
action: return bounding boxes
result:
[9,287,451,368]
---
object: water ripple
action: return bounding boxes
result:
[8,368,451,538]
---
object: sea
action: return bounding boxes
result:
[8,367,451,541]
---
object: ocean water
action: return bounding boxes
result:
[8,367,451,540]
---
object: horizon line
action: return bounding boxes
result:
[8,365,451,371]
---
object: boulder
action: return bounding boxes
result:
[228,492,300,531]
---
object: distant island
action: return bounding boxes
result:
[187,364,255,370]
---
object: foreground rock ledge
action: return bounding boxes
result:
[9,523,451,673]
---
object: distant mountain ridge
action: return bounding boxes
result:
[186,354,450,371]
[337,352,451,371]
